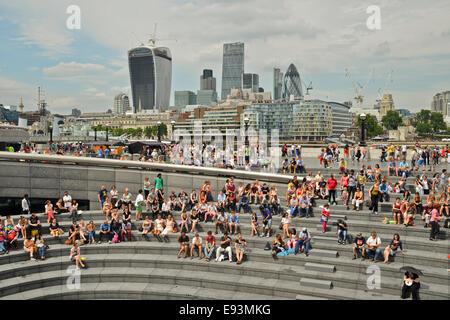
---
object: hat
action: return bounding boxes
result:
[302,228,307,232]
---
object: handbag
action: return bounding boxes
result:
[112,234,119,243]
[279,223,283,230]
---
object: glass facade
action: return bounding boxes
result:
[197,90,218,106]
[282,64,303,101]
[221,42,244,100]
[273,68,283,101]
[243,73,259,92]
[175,91,197,107]
[128,46,172,113]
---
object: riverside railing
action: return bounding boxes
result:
[0,151,297,184]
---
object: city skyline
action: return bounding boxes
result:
[0,0,449,114]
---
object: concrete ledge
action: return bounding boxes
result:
[304,262,336,273]
[296,294,329,300]
[300,278,333,289]
[309,249,339,258]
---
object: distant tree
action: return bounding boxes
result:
[356,114,383,137]
[144,126,153,139]
[382,110,403,130]
[430,112,446,133]
[412,109,447,136]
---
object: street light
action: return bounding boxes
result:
[49,125,53,144]
[359,113,367,147]
[171,120,175,143]
[157,121,162,142]
[105,124,110,142]
[244,116,250,163]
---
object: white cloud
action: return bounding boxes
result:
[43,62,107,77]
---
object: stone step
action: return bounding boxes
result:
[304,262,336,273]
[309,249,339,258]
[300,278,333,289]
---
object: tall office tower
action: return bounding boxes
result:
[273,68,283,101]
[113,93,130,115]
[128,44,172,113]
[200,69,216,91]
[282,63,303,101]
[221,42,244,100]
[242,73,259,93]
[431,91,450,117]
[379,93,395,119]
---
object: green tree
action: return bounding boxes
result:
[356,114,383,137]
[430,112,446,133]
[382,110,403,130]
[144,126,153,138]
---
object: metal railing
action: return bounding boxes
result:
[0,151,296,183]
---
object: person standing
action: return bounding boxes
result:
[401,271,420,300]
[369,181,380,215]
[22,194,31,215]
[98,186,108,209]
[327,174,338,205]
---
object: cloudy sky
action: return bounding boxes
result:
[0,0,449,114]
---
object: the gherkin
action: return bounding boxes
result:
[282,63,303,101]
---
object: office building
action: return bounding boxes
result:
[200,69,216,91]
[113,93,130,115]
[243,73,259,92]
[197,90,217,106]
[175,91,197,107]
[221,42,244,100]
[273,68,283,101]
[431,90,450,117]
[282,63,303,101]
[128,44,172,113]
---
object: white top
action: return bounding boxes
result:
[22,198,29,211]
[162,202,170,211]
[63,195,72,208]
[192,236,202,245]
[281,217,291,225]
[366,236,381,246]
[110,189,119,199]
[135,194,144,206]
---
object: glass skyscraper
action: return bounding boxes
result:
[128,45,172,113]
[273,68,283,101]
[282,63,303,101]
[221,42,244,100]
[243,73,259,93]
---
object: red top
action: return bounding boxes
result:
[327,179,337,190]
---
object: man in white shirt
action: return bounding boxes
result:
[365,231,381,262]
[63,191,72,209]
[22,194,30,215]
[191,233,203,259]
[135,189,145,221]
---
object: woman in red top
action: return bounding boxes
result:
[392,197,402,224]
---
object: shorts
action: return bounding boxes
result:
[390,248,399,256]
[263,219,272,229]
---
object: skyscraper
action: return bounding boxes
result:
[273,68,283,101]
[242,73,259,93]
[114,93,130,115]
[128,45,172,113]
[221,42,244,100]
[282,63,303,101]
[200,69,216,91]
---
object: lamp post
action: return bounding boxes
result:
[171,120,175,143]
[359,113,367,147]
[49,125,53,144]
[105,124,110,142]
[244,116,250,163]
[157,121,161,143]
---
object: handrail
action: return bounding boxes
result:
[0,151,296,183]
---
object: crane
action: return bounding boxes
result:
[376,70,394,101]
[147,23,177,47]
[301,80,313,100]
[345,68,374,109]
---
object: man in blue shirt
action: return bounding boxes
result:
[259,205,272,238]
[98,219,111,243]
[379,179,389,202]
[399,159,409,178]
[299,194,312,218]
[295,228,311,256]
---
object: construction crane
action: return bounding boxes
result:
[301,80,313,100]
[147,23,177,47]
[345,68,374,109]
[376,70,394,102]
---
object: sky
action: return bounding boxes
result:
[0,0,449,114]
